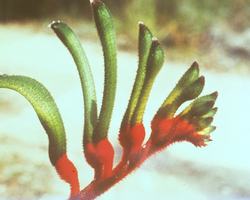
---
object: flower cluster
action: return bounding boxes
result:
[0,0,218,199]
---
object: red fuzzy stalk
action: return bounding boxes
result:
[55,154,80,198]
[75,145,151,200]
[73,117,212,200]
[84,138,114,180]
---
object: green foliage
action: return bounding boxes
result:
[91,0,117,142]
[122,22,153,126]
[50,21,97,143]
[0,75,66,165]
[156,62,204,118]
[132,38,165,124]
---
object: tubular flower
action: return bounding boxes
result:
[0,0,218,199]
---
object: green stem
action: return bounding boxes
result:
[91,0,117,142]
[50,21,97,143]
[121,22,153,127]
[132,39,164,124]
[155,62,201,119]
[0,75,66,165]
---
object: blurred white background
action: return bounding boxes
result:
[0,23,250,200]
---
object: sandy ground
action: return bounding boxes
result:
[0,24,250,200]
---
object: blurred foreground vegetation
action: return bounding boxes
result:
[0,0,249,48]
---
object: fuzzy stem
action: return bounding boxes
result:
[0,75,66,163]
[73,142,151,200]
[73,137,164,200]
[91,0,117,142]
[0,75,80,196]
[50,21,97,143]
[155,62,200,119]
[131,38,164,124]
[121,22,153,126]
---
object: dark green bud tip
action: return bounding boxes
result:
[90,0,103,7]
[181,76,205,101]
[138,21,148,31]
[146,37,164,78]
[176,61,200,88]
[191,61,199,70]
[151,37,160,47]
[211,91,218,99]
[49,20,72,42]
[49,20,70,36]
[49,20,63,29]
[192,101,215,116]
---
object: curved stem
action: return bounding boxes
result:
[0,75,66,163]
[121,22,153,126]
[131,39,164,124]
[91,0,117,142]
[50,21,97,143]
[0,75,80,197]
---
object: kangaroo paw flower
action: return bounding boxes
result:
[151,116,214,149]
[151,90,218,149]
[0,1,219,199]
